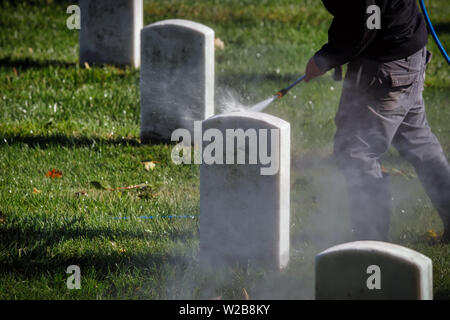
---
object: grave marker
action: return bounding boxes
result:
[140,19,214,143]
[315,241,433,300]
[199,111,290,270]
[79,0,143,68]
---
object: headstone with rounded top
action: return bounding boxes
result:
[199,111,290,271]
[79,0,143,68]
[315,241,433,300]
[140,19,214,143]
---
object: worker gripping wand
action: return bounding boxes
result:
[251,0,449,113]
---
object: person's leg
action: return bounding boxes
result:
[392,50,450,241]
[334,49,425,241]
[335,65,397,241]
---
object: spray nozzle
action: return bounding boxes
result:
[275,74,306,100]
[276,89,287,99]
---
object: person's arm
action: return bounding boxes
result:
[305,0,379,82]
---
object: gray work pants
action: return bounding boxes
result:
[334,47,450,240]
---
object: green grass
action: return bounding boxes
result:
[0,0,449,299]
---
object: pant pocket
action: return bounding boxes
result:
[389,72,418,88]
[373,71,419,113]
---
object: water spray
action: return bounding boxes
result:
[250,74,306,112]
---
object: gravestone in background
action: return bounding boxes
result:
[79,0,143,68]
[200,111,290,270]
[315,241,433,300]
[140,19,214,143]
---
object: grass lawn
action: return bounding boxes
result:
[0,0,449,299]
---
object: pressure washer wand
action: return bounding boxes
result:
[276,74,306,99]
[250,74,306,112]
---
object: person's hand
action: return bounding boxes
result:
[304,57,326,82]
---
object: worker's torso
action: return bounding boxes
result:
[321,0,428,61]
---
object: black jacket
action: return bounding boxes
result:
[314,0,428,72]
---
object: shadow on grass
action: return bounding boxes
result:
[0,223,196,246]
[433,22,450,34]
[0,56,137,73]
[0,250,192,282]
[1,133,170,148]
[0,0,73,7]
[0,224,197,277]
[0,57,76,71]
[2,131,194,148]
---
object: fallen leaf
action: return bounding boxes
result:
[242,288,250,300]
[142,160,156,171]
[138,189,157,200]
[391,168,417,180]
[215,38,225,50]
[382,166,416,180]
[84,62,91,69]
[45,168,62,179]
[90,181,149,192]
[115,183,148,191]
[424,229,439,241]
[75,190,88,197]
[33,187,41,194]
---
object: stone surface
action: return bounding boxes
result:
[200,111,290,270]
[315,241,433,300]
[140,19,214,143]
[79,0,142,68]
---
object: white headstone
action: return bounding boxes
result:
[199,111,290,270]
[140,19,214,143]
[79,0,142,68]
[315,241,433,300]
